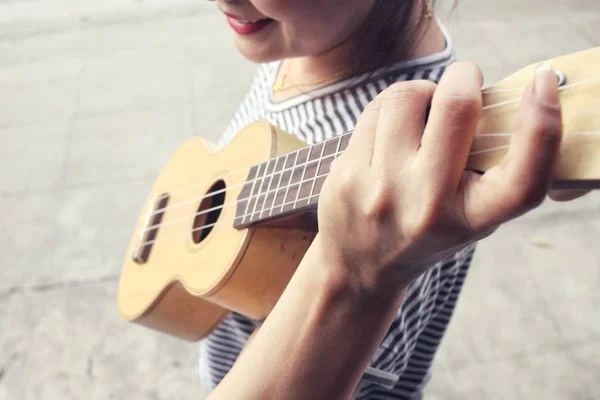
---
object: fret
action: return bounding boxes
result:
[277,151,298,215]
[310,175,327,206]
[261,155,286,219]
[319,136,341,175]
[293,145,314,209]
[283,148,309,213]
[335,134,345,156]
[239,164,262,225]
[235,132,353,228]
[252,158,276,221]
[309,136,342,206]
[321,136,341,173]
[245,162,267,225]
[294,141,325,209]
[310,141,327,195]
[235,165,257,225]
[339,132,351,153]
[266,154,288,218]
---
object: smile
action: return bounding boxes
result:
[224,13,274,35]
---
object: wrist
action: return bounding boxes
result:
[300,233,410,308]
[211,233,411,400]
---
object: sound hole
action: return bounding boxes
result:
[192,180,226,244]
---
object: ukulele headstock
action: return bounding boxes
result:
[468,46,600,188]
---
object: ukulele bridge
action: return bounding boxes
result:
[132,193,170,264]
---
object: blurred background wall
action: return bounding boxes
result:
[1,0,599,399]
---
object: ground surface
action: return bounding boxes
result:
[1,1,599,399]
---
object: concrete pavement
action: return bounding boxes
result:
[1,1,599,399]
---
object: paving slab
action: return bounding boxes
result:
[426,338,600,400]
[476,338,600,400]
[0,283,206,400]
[65,104,194,186]
[76,49,189,116]
[0,181,154,293]
[0,0,599,399]
[0,120,70,193]
[0,59,81,127]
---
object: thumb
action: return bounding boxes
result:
[464,64,564,232]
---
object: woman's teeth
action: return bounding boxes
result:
[225,14,273,35]
[238,19,266,24]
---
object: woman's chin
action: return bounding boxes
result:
[234,41,284,64]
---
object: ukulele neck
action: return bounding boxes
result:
[234,118,600,230]
[234,47,600,229]
[234,133,351,228]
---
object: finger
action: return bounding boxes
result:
[371,80,437,170]
[344,93,383,165]
[418,62,483,194]
[463,64,563,231]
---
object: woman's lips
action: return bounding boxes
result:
[224,14,274,35]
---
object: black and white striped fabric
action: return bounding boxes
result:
[200,26,476,400]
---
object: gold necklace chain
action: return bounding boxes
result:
[272,61,355,93]
[271,2,433,93]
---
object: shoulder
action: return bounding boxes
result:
[217,61,279,147]
[252,61,279,90]
[365,20,456,87]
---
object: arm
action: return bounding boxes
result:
[208,62,564,400]
[208,236,407,400]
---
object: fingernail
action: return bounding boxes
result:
[535,63,560,107]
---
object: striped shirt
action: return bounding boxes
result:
[200,24,475,399]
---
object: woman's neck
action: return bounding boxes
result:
[272,17,447,101]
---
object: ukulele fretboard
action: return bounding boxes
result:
[234,132,352,228]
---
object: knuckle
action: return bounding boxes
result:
[333,159,356,194]
[508,183,547,213]
[403,196,442,239]
[327,156,345,182]
[437,92,482,124]
[365,95,383,112]
[328,154,343,173]
[446,61,484,80]
[383,80,437,108]
[362,182,395,220]
[404,214,435,241]
[531,116,562,149]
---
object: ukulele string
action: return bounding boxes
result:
[138,150,344,233]
[134,130,600,249]
[137,137,506,235]
[481,76,600,111]
[138,127,600,237]
[143,131,352,219]
[142,75,600,222]
[482,75,600,94]
[133,139,518,249]
[481,77,600,98]
[468,145,510,156]
[138,174,327,249]
[148,131,349,205]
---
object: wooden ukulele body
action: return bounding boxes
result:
[118,122,317,341]
[118,46,600,342]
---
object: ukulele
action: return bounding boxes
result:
[117,47,600,341]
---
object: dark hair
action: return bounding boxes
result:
[349,0,447,76]
[288,1,453,94]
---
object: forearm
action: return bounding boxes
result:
[207,235,408,400]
